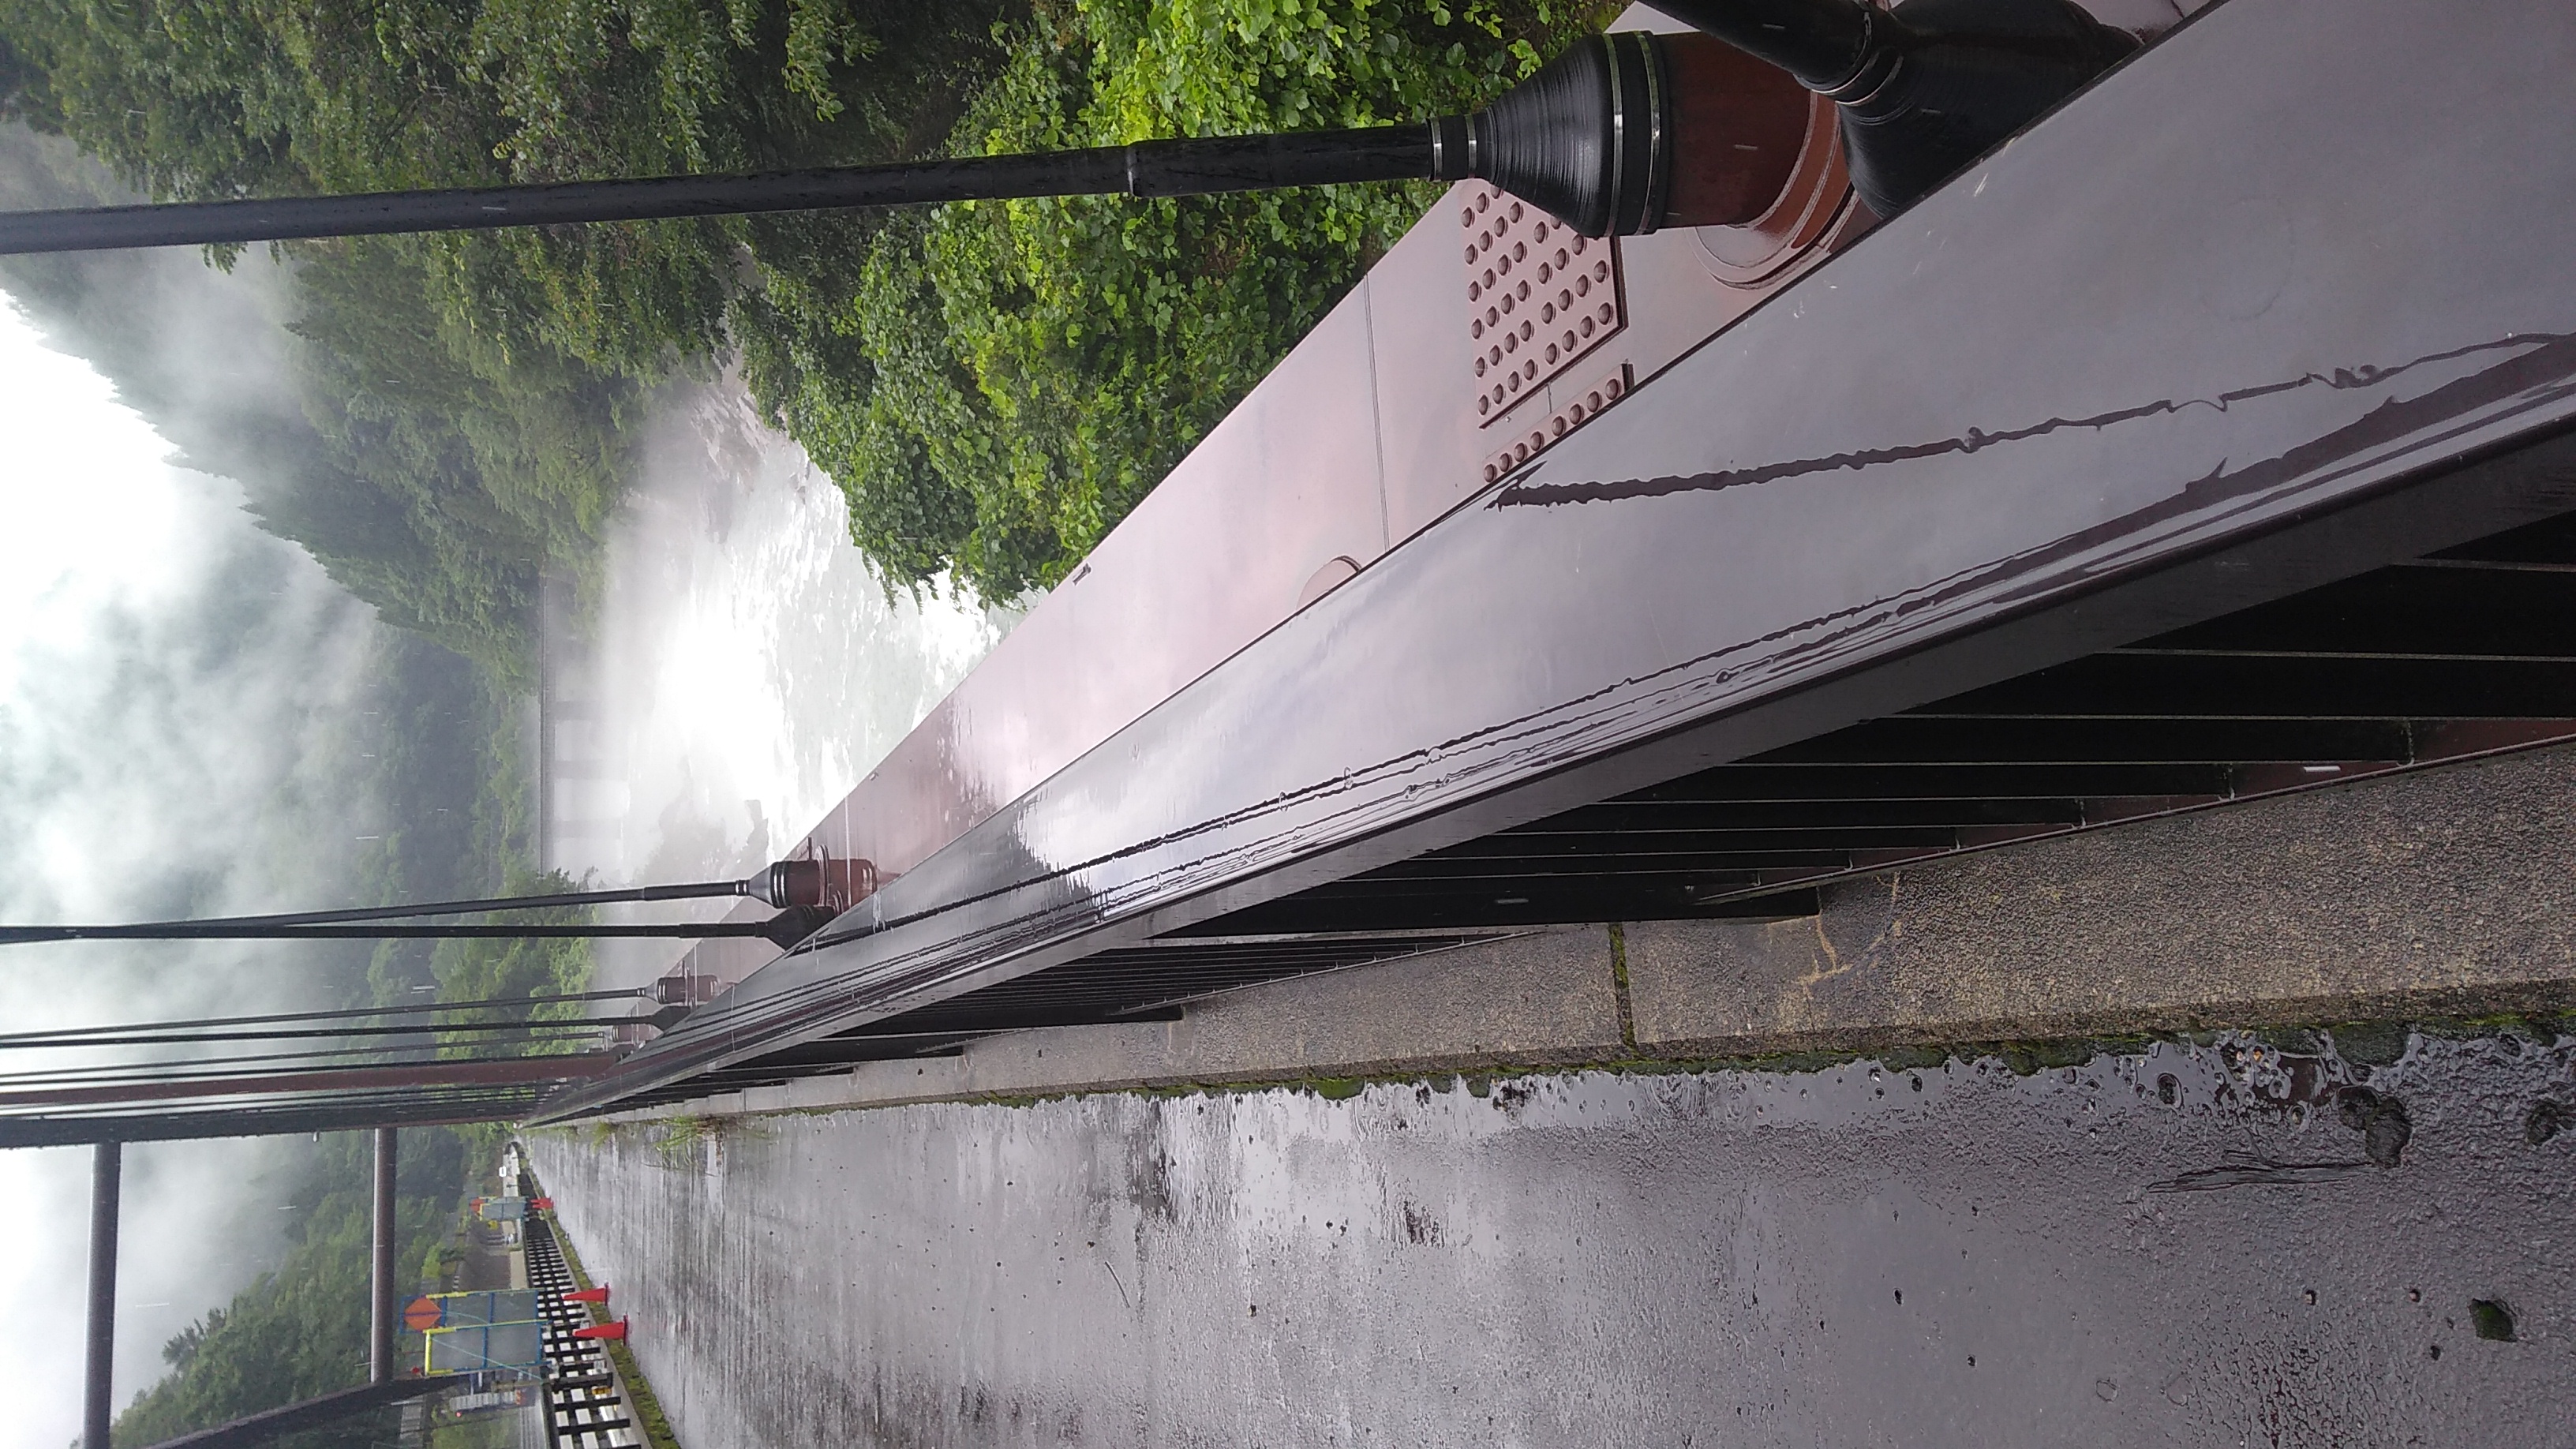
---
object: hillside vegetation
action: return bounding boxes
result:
[2,0,1606,611]
[2,4,1608,1438]
[110,1130,470,1447]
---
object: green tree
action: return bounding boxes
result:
[740,0,1611,597]
[3,0,1603,607]
[1,0,1011,650]
[110,1129,469,1446]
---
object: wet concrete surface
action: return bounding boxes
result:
[1629,744,2576,1058]
[531,1029,2574,1447]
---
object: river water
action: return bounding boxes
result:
[541,380,1017,990]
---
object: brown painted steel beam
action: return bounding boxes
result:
[140,1377,455,1449]
[534,0,2576,1121]
[371,1129,397,1383]
[0,1093,550,1148]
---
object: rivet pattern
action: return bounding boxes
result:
[1482,363,1632,482]
[1462,183,1623,426]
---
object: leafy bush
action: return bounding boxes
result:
[739,0,1612,597]
[427,867,598,1043]
[5,0,1604,611]
[0,0,1008,657]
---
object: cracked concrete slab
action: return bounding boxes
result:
[534,751,2576,1446]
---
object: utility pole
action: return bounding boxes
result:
[83,1141,120,1449]
[370,1128,398,1383]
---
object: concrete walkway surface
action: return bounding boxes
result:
[532,1028,2574,1447]
[529,744,2576,1445]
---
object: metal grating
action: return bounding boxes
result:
[1189,510,2576,935]
[524,1208,644,1448]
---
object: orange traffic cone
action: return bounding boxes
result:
[572,1320,628,1342]
[563,1286,610,1303]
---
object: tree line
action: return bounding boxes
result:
[2,0,1604,621]
[2,3,1607,1437]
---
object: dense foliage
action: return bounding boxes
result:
[4,5,1616,1440]
[3,0,1605,605]
[741,0,1610,593]
[2,0,1005,661]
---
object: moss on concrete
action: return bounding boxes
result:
[567,1012,2537,1133]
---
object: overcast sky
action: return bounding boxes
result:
[0,293,383,1446]
[0,120,1026,1447]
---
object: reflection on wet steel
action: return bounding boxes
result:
[1462,182,1623,426]
[1490,333,2576,510]
[539,0,2576,1117]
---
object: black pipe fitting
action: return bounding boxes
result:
[1657,0,2138,215]
[1650,0,1886,93]
[1464,32,1675,239]
[0,34,1695,252]
[752,857,826,909]
[758,905,839,949]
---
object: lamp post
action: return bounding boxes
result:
[0,4,2140,257]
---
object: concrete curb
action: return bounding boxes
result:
[605,743,2576,1124]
